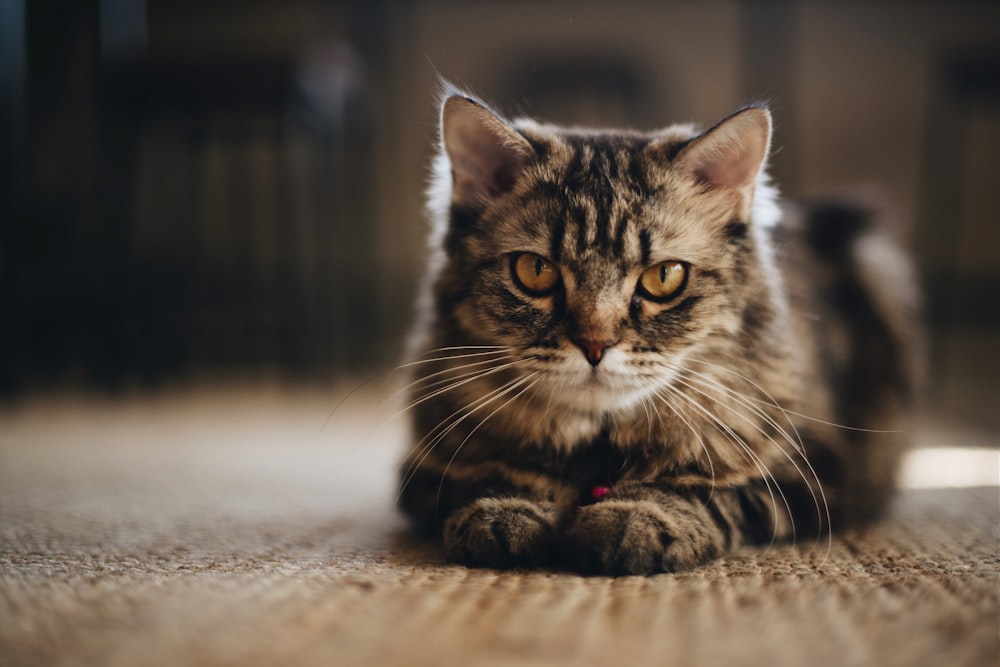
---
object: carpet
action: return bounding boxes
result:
[1,386,997,667]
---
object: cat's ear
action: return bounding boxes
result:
[666,106,772,192]
[441,95,534,208]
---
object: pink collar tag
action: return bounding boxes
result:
[590,485,612,500]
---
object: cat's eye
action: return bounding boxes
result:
[637,261,688,302]
[511,253,560,295]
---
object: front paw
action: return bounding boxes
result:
[564,497,723,575]
[444,497,558,569]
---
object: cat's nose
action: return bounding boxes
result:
[572,338,617,367]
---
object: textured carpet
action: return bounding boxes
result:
[1,387,997,667]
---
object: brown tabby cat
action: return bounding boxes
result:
[398,86,921,575]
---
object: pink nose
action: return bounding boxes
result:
[574,338,616,367]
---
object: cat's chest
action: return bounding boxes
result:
[502,396,671,452]
[514,407,607,451]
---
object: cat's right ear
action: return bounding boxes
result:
[441,95,534,209]
[652,106,772,195]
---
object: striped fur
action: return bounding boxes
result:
[398,89,921,575]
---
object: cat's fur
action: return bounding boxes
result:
[398,86,921,575]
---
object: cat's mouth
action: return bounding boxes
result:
[536,362,651,413]
[581,367,617,387]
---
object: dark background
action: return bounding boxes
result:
[1,0,998,429]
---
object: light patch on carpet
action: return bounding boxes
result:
[900,447,1000,489]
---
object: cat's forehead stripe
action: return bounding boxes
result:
[548,211,567,264]
[536,136,653,264]
[638,228,652,266]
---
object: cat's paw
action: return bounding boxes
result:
[444,497,558,569]
[564,496,723,575]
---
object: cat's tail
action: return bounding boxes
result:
[799,195,925,525]
[805,195,926,404]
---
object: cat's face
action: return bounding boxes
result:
[429,95,775,417]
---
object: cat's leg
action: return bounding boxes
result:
[563,480,805,575]
[398,460,563,569]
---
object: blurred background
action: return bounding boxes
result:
[1,0,998,430]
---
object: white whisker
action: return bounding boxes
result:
[686,357,900,434]
[655,376,791,548]
[398,372,530,500]
[399,347,512,370]
[381,354,517,413]
[358,357,532,473]
[669,368,830,552]
[677,368,830,525]
[435,372,543,506]
[395,357,531,419]
[323,346,512,433]
[647,390,717,505]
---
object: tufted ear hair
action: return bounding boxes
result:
[441,94,535,209]
[658,106,772,193]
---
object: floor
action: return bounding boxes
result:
[0,385,997,667]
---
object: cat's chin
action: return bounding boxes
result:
[540,370,651,416]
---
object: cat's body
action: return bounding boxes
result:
[398,88,921,575]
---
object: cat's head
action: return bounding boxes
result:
[425,89,781,417]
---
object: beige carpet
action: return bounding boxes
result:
[1,386,997,667]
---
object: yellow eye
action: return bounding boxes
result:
[637,261,688,302]
[511,253,560,295]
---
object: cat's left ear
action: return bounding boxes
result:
[662,106,772,192]
[441,95,535,209]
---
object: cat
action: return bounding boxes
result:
[397,85,921,575]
